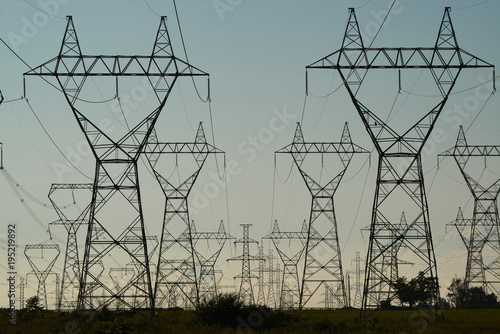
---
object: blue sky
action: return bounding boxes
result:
[0,0,499,308]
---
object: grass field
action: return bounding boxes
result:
[1,308,500,333]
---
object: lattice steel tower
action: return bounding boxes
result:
[440,126,500,296]
[48,184,92,311]
[25,16,208,311]
[276,122,368,309]
[307,7,494,316]
[25,244,60,310]
[263,220,307,309]
[228,224,262,304]
[144,122,223,308]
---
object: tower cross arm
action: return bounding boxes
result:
[143,142,224,155]
[439,146,500,157]
[307,47,494,70]
[24,55,209,77]
[276,142,369,154]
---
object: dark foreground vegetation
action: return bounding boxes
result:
[1,294,500,334]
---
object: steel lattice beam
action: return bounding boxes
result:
[24,15,209,312]
[307,7,494,317]
[440,126,500,298]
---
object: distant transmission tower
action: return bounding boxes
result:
[352,252,363,309]
[263,220,307,309]
[25,15,208,311]
[48,183,92,311]
[307,7,494,317]
[109,268,135,310]
[227,224,263,304]
[189,220,234,301]
[276,122,368,309]
[265,249,277,309]
[24,244,60,310]
[256,245,266,305]
[440,126,500,296]
[144,122,223,308]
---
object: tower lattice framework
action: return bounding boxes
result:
[263,220,307,309]
[440,126,500,296]
[307,7,494,316]
[228,224,262,304]
[25,16,208,311]
[25,244,60,310]
[48,183,92,311]
[144,122,223,308]
[276,122,368,309]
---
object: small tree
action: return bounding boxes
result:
[447,277,466,308]
[392,272,438,309]
[447,278,499,308]
[26,296,44,312]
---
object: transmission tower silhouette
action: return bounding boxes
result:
[24,244,60,310]
[263,220,307,309]
[25,15,208,311]
[189,220,234,301]
[276,122,368,309]
[144,122,223,308]
[256,245,266,305]
[440,126,500,296]
[109,267,135,310]
[228,224,262,304]
[352,252,363,309]
[265,249,277,309]
[307,7,494,316]
[48,183,92,311]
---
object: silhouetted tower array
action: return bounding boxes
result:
[440,126,500,296]
[24,244,60,310]
[144,122,223,308]
[228,224,262,304]
[263,220,307,309]
[189,220,234,301]
[276,122,368,309]
[48,183,92,311]
[307,7,494,316]
[25,15,208,311]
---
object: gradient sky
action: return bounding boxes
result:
[0,0,499,308]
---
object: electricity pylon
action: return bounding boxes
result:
[352,252,363,309]
[440,126,500,297]
[24,244,60,310]
[48,183,92,311]
[189,220,234,301]
[227,224,263,304]
[307,7,494,317]
[144,122,224,308]
[265,249,277,309]
[276,122,368,309]
[263,220,308,309]
[25,15,208,311]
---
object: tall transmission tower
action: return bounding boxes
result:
[227,224,262,304]
[25,16,208,311]
[48,183,92,311]
[109,267,135,310]
[276,122,368,309]
[263,220,307,309]
[307,7,495,316]
[19,276,25,310]
[440,126,500,296]
[24,244,60,310]
[144,122,223,308]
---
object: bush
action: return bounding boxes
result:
[194,293,299,331]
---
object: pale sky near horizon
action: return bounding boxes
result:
[0,0,499,309]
